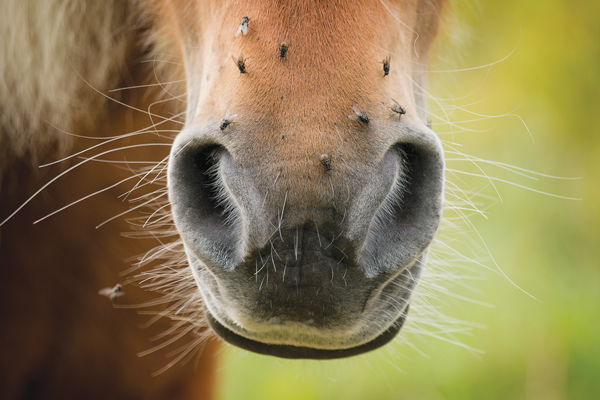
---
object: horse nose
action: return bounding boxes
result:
[168,120,444,279]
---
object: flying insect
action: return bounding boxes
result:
[232,53,247,74]
[235,16,250,37]
[348,105,369,124]
[381,55,390,76]
[279,40,290,58]
[220,109,238,130]
[391,98,406,117]
[98,284,125,304]
[315,152,332,172]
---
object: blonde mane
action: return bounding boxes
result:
[0,0,145,175]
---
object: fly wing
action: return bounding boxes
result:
[224,108,230,120]
[228,114,237,122]
[110,292,125,304]
[348,114,358,121]
[98,287,112,297]
[235,24,243,37]
[241,25,248,36]
[391,98,400,107]
[231,55,238,66]
[352,105,362,114]
[386,55,391,65]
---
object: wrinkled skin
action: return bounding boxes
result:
[161,0,447,358]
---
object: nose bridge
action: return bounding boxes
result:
[221,133,362,225]
[187,0,403,130]
[181,0,418,227]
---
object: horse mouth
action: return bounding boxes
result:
[206,306,409,359]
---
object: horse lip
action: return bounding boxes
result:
[206,306,409,360]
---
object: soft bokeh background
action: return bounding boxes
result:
[215,1,600,399]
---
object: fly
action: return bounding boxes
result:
[279,40,290,58]
[232,53,247,74]
[381,55,390,76]
[391,98,406,117]
[220,109,238,130]
[348,105,369,124]
[98,284,125,304]
[235,16,250,37]
[315,152,332,172]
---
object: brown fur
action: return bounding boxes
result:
[0,78,218,399]
[0,2,215,398]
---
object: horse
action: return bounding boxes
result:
[0,0,448,398]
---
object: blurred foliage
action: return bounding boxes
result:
[216,1,600,398]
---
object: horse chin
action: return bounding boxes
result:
[205,307,408,360]
[182,233,428,359]
[192,255,423,359]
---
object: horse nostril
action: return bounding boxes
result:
[393,142,440,225]
[358,139,444,278]
[182,145,231,221]
[169,143,243,269]
[195,145,233,222]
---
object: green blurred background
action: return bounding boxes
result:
[215,1,600,398]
